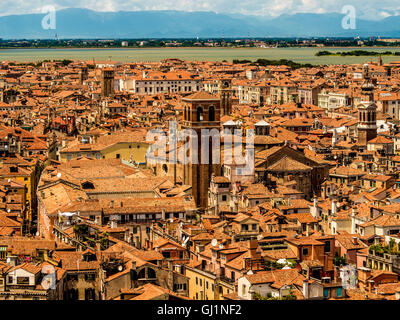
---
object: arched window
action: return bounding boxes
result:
[138,269,146,279]
[209,106,215,122]
[148,268,156,279]
[197,107,203,121]
[81,181,95,189]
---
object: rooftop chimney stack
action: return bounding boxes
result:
[303,279,309,299]
[368,280,374,293]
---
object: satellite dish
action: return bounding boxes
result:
[57,172,61,178]
[211,239,218,247]
[7,209,10,213]
[117,265,123,272]
[247,270,254,275]
[219,244,224,249]
[257,234,263,240]
[36,232,39,236]
[7,179,10,183]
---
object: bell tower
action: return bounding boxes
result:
[219,79,233,116]
[182,92,222,209]
[101,68,114,97]
[357,64,377,146]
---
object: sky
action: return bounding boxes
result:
[0,0,400,20]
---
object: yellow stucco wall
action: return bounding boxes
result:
[59,142,149,164]
[185,267,233,300]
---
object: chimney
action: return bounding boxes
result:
[249,239,258,255]
[313,197,318,208]
[303,279,309,299]
[352,237,358,245]
[110,220,117,229]
[331,199,337,216]
[6,256,17,267]
[167,260,174,290]
[367,280,374,293]
[306,224,310,237]
[110,200,114,208]
[162,209,166,220]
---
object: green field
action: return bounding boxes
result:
[1,47,400,65]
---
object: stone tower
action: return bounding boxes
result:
[101,68,114,97]
[79,66,88,85]
[219,79,233,116]
[182,92,222,209]
[357,64,377,146]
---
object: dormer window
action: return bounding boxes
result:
[10,166,18,173]
[81,181,95,189]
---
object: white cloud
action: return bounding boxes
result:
[0,0,399,20]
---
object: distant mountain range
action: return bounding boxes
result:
[0,8,400,39]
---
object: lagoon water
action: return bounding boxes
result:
[1,47,400,65]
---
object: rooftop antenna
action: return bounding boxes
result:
[211,238,218,247]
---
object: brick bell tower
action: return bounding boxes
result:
[357,64,377,146]
[101,68,114,97]
[219,79,233,116]
[182,92,222,210]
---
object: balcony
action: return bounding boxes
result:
[368,250,398,263]
[218,275,235,284]
[239,226,259,235]
[182,120,220,128]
